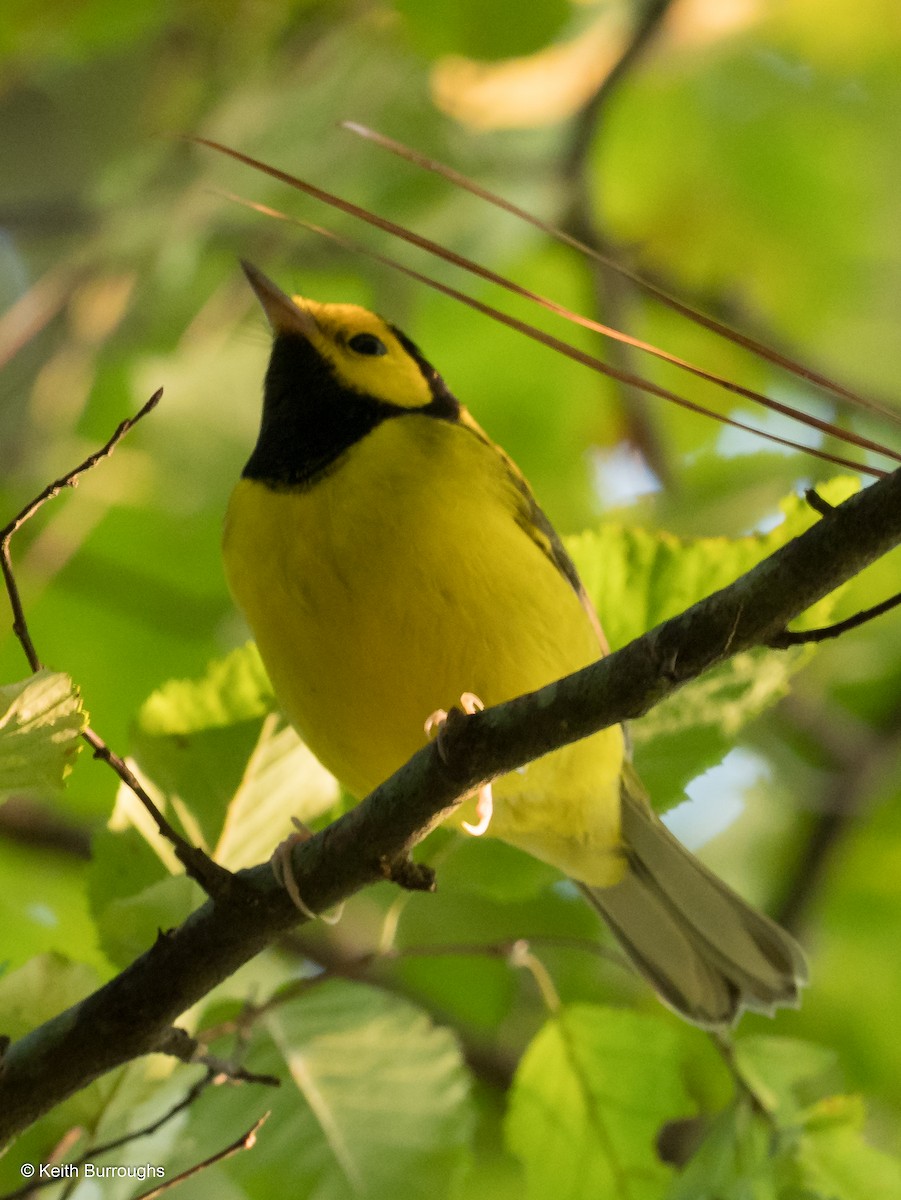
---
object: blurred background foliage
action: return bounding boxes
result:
[1,0,900,1195]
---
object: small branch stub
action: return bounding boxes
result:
[767,590,901,648]
[382,856,437,893]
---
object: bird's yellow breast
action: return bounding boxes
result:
[223,413,625,884]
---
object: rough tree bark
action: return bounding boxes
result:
[1,465,899,1144]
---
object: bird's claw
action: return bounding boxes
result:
[461,782,494,836]
[271,817,343,924]
[425,693,493,836]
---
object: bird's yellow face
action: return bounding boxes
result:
[222,263,808,1025]
[237,262,463,490]
[240,261,438,412]
[290,299,436,411]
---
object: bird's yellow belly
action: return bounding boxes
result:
[223,418,626,885]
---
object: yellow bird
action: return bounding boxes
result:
[223,262,807,1026]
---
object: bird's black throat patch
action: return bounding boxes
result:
[243,334,391,489]
[243,332,460,490]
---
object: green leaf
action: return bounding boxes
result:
[0,951,99,1040]
[221,979,475,1200]
[0,952,196,1193]
[733,1036,840,1121]
[796,1097,901,1200]
[0,670,86,795]
[130,644,339,863]
[0,955,104,1182]
[439,835,559,902]
[214,713,340,871]
[506,1004,693,1200]
[670,1046,901,1200]
[94,874,202,970]
[131,644,274,846]
[663,1104,773,1200]
[87,809,182,967]
[570,477,858,643]
[393,0,571,61]
[137,642,274,734]
[567,479,858,809]
[0,838,108,975]
[630,648,805,813]
[89,645,339,966]
[88,821,172,920]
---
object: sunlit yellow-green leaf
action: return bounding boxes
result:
[796,1096,901,1200]
[567,478,858,808]
[3,1,901,1191]
[129,644,339,865]
[0,671,86,795]
[506,1005,693,1199]
[200,979,475,1200]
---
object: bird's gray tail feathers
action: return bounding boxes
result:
[582,767,808,1027]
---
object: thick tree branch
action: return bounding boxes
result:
[0,467,899,1143]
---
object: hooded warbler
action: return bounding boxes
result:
[223,262,807,1027]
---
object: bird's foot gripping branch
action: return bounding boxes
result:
[1,379,900,1161]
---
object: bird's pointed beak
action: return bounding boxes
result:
[240,261,319,340]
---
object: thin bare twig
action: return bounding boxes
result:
[0,390,163,670]
[0,1072,215,1200]
[134,1112,269,1200]
[217,190,883,481]
[565,0,676,173]
[766,591,901,647]
[340,131,899,429]
[805,488,836,517]
[0,1062,273,1200]
[0,389,232,897]
[156,1026,281,1087]
[2,466,900,1143]
[198,930,623,1039]
[195,930,600,1091]
[79,726,233,895]
[200,138,894,476]
[78,1073,214,1170]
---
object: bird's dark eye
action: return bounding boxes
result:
[348,332,388,357]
